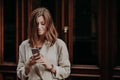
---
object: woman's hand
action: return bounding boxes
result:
[27,53,39,66]
[35,54,52,70]
[25,53,56,74]
[36,54,56,73]
[25,53,40,75]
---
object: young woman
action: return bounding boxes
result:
[17,7,71,80]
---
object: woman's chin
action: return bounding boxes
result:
[38,32,44,36]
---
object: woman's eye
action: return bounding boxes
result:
[41,22,45,25]
[41,23,44,25]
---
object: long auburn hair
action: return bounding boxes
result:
[29,7,58,47]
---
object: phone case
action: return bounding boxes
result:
[31,48,39,54]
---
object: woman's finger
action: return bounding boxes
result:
[34,55,41,60]
[40,54,44,57]
[33,53,39,57]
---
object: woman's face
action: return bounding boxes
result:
[36,16,46,36]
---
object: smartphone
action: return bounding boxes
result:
[31,48,39,54]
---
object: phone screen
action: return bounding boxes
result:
[31,48,39,54]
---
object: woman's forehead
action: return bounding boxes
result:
[36,16,45,22]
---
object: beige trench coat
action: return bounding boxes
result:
[17,39,71,80]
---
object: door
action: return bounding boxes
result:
[67,0,101,80]
[0,0,30,80]
[0,0,18,79]
[113,0,120,80]
[67,0,120,80]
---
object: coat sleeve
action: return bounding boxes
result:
[52,40,71,79]
[16,44,29,80]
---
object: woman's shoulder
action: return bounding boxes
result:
[20,39,29,47]
[55,38,66,46]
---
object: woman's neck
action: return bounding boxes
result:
[34,35,45,48]
[35,39,44,48]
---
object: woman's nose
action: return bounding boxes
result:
[38,24,42,28]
